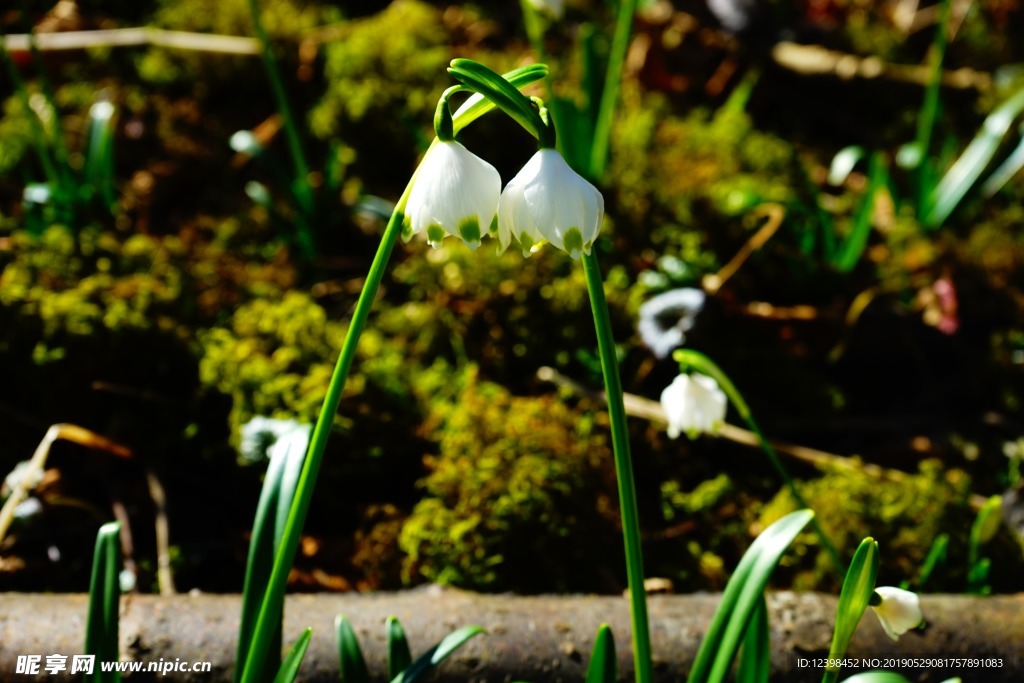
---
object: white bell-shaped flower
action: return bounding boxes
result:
[404,140,501,250]
[526,0,564,19]
[660,372,727,439]
[871,587,924,641]
[497,149,604,259]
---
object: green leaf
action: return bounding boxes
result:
[387,616,413,680]
[273,628,313,683]
[336,616,369,683]
[736,594,770,683]
[686,509,814,683]
[390,625,486,683]
[981,123,1024,196]
[85,521,122,683]
[824,538,879,681]
[236,422,310,683]
[585,625,616,683]
[835,153,888,272]
[925,84,1024,228]
[914,533,948,590]
[840,672,912,683]
[84,100,117,212]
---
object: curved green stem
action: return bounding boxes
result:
[239,169,414,683]
[672,349,845,578]
[239,64,550,683]
[582,251,653,683]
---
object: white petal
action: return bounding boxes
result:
[871,587,924,641]
[406,141,500,249]
[500,149,604,259]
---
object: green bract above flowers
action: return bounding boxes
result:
[404,141,501,250]
[871,587,924,641]
[660,372,727,439]
[497,149,604,259]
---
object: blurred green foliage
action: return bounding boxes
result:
[399,370,619,591]
[757,460,1020,592]
[2,0,1024,595]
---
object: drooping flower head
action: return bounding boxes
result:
[660,372,727,439]
[497,149,604,259]
[870,587,924,641]
[404,140,501,250]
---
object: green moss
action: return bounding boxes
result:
[310,1,452,138]
[398,370,618,591]
[606,83,794,261]
[758,460,976,591]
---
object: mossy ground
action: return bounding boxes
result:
[1,0,1023,594]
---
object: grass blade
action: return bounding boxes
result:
[686,509,814,683]
[387,616,412,680]
[736,594,770,683]
[85,521,122,683]
[823,538,879,683]
[84,100,117,213]
[913,533,948,590]
[236,423,310,683]
[585,625,616,683]
[273,628,313,683]
[835,153,887,272]
[336,616,370,683]
[980,123,1024,196]
[390,625,485,683]
[925,84,1024,228]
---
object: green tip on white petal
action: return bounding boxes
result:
[426,224,446,248]
[459,217,482,250]
[562,227,584,260]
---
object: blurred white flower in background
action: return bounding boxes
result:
[660,372,727,439]
[637,288,706,359]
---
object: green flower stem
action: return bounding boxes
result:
[589,0,636,180]
[246,0,316,259]
[238,162,419,683]
[672,350,844,578]
[582,251,653,683]
[238,65,551,683]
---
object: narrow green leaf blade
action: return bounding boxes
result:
[273,628,313,683]
[736,594,770,683]
[687,509,814,683]
[85,521,122,683]
[391,626,485,683]
[826,538,879,678]
[585,625,616,683]
[387,616,413,680]
[336,616,369,683]
[835,153,888,272]
[925,85,1024,227]
[236,422,311,683]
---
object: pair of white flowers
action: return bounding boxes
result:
[404,141,604,260]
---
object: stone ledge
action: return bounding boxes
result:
[0,589,1020,682]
